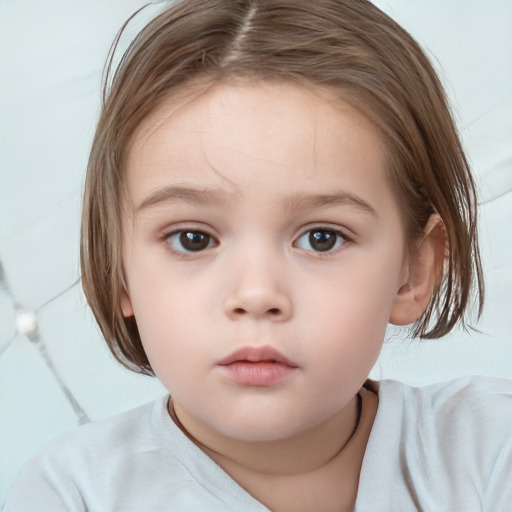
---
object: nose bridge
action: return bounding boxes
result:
[223,238,292,321]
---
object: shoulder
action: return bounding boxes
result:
[377,373,512,403]
[376,375,512,459]
[378,374,512,427]
[41,394,167,461]
[360,376,512,511]
[4,395,170,512]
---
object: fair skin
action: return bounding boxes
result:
[120,81,441,511]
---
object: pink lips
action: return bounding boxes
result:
[217,346,298,387]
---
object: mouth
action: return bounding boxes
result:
[217,345,298,387]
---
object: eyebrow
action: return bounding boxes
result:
[136,185,232,211]
[136,184,376,217]
[282,191,377,216]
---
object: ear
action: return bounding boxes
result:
[389,214,446,326]
[120,286,134,318]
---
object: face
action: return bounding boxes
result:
[121,81,409,442]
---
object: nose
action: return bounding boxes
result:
[223,257,293,322]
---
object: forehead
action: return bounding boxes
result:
[124,81,396,219]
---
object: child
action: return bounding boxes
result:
[6,0,511,510]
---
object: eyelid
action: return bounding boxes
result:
[295,223,352,240]
[160,221,217,238]
[293,225,351,253]
[161,224,219,255]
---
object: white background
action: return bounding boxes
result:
[0,0,511,506]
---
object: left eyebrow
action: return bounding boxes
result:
[282,191,377,217]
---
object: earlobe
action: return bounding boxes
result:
[120,288,135,317]
[389,214,446,326]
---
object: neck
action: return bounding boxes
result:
[170,392,362,476]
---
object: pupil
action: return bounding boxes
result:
[180,231,210,251]
[309,230,336,252]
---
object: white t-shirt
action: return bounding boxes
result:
[5,376,512,511]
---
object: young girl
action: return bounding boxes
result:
[6,1,511,511]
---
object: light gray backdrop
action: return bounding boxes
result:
[1,0,511,506]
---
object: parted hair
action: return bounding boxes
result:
[81,0,484,375]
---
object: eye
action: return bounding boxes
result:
[166,230,216,253]
[295,228,345,253]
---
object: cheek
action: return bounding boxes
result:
[298,255,402,366]
[307,295,387,364]
[126,267,220,380]
[135,303,206,395]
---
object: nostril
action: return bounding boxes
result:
[268,308,280,315]
[233,308,246,314]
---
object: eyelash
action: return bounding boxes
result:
[162,226,350,256]
[294,227,348,254]
[164,229,218,256]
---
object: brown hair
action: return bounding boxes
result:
[81,0,484,374]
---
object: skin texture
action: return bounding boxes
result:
[120,82,441,511]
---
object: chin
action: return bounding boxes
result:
[212,410,317,443]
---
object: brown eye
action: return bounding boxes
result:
[296,229,344,253]
[167,230,215,253]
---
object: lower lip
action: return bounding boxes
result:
[218,361,296,387]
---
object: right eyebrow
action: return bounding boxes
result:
[136,184,232,211]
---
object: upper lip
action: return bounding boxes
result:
[217,345,298,367]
